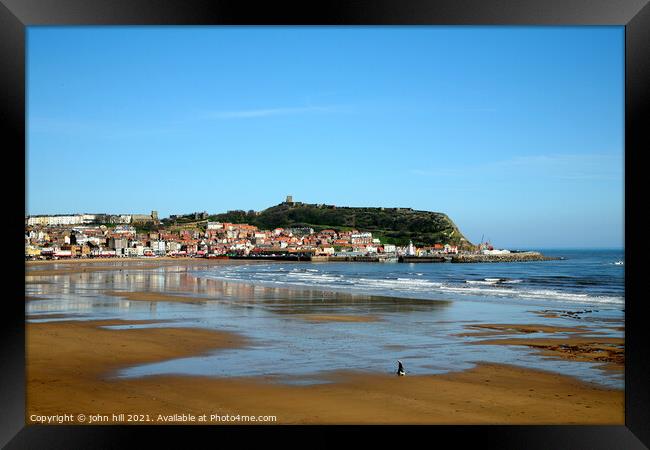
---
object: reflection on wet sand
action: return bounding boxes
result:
[25,261,623,389]
[28,263,453,316]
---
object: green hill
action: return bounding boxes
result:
[205,202,473,248]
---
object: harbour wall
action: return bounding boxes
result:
[450,252,559,263]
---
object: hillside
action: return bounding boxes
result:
[204,202,473,248]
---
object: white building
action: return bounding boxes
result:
[482,248,511,255]
[406,240,416,256]
[351,232,373,244]
[150,240,166,255]
[383,244,396,253]
[124,247,139,257]
[27,215,84,226]
[91,249,116,257]
[166,241,181,253]
[444,244,459,254]
[109,237,128,250]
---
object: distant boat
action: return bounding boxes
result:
[614,260,624,266]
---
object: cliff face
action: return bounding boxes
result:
[211,202,472,247]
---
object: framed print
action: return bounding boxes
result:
[2,0,649,448]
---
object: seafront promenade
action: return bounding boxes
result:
[26,250,556,265]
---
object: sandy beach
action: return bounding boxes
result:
[25,259,624,424]
[26,317,623,425]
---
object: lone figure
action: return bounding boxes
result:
[396,360,406,376]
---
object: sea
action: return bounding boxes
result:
[26,249,625,387]
[193,249,625,309]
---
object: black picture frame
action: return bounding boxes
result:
[3,1,649,448]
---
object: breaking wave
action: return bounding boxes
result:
[195,260,624,307]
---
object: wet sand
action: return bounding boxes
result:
[532,309,601,320]
[471,335,624,371]
[26,312,87,320]
[463,317,625,372]
[26,318,623,424]
[456,323,588,337]
[26,259,624,424]
[296,314,380,323]
[105,291,382,320]
[105,290,217,304]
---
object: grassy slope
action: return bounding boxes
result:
[205,203,472,247]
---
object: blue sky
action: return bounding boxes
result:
[26,26,624,248]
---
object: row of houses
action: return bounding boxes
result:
[25,220,459,260]
[26,211,158,227]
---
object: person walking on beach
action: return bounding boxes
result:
[396,360,406,376]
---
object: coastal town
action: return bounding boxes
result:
[25,209,461,261]
[25,202,549,263]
